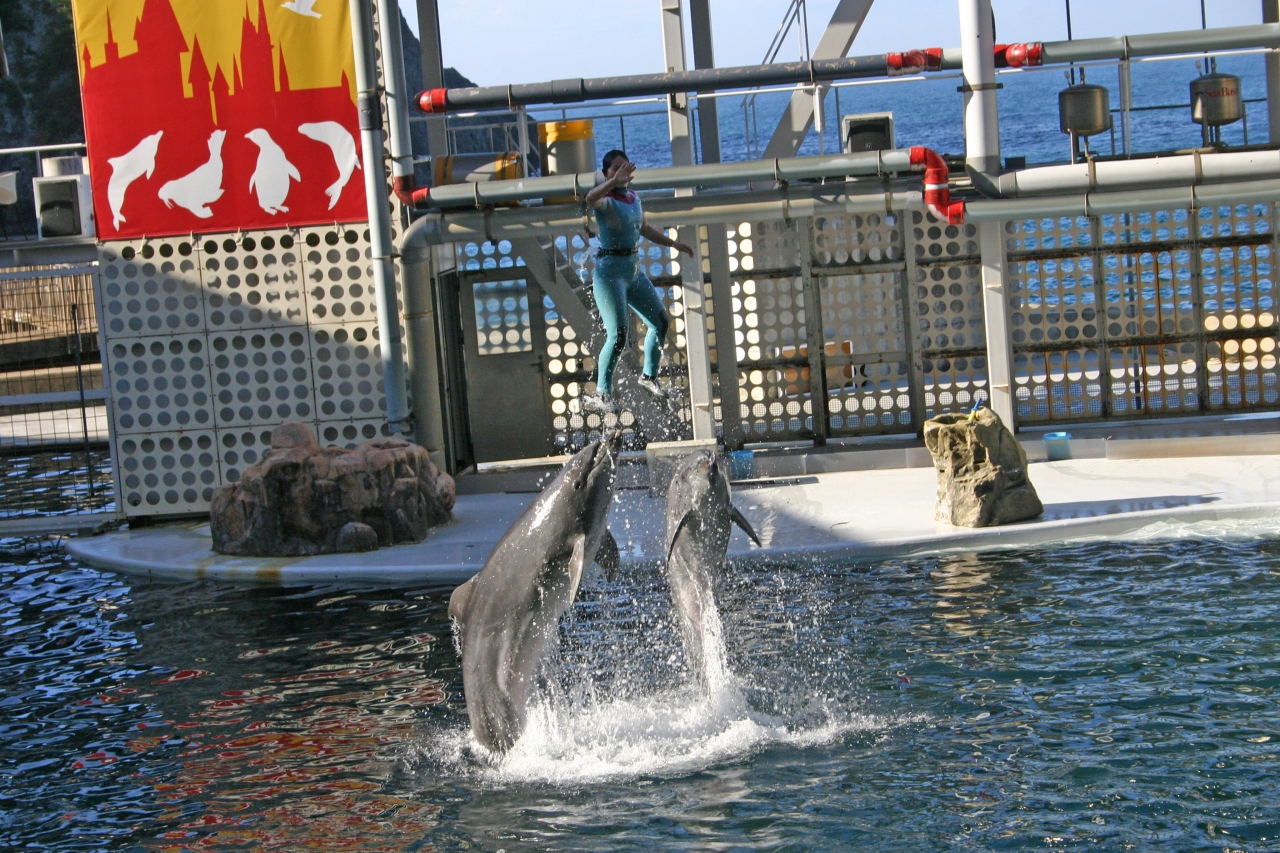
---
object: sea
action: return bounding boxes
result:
[527,52,1272,170]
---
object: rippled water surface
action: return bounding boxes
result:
[3,534,1280,852]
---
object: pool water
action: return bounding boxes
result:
[3,533,1280,852]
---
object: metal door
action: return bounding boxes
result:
[459,275,555,462]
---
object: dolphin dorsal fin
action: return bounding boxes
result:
[730,504,762,547]
[595,529,620,582]
[448,576,477,633]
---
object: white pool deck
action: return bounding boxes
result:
[68,448,1280,585]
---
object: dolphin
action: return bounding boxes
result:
[663,450,760,677]
[449,431,623,754]
[106,131,163,230]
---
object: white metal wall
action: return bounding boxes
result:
[100,226,392,517]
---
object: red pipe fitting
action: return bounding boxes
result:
[995,42,1044,69]
[909,146,965,225]
[417,87,449,114]
[886,47,943,77]
[392,175,431,208]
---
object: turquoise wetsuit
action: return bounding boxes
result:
[592,192,669,396]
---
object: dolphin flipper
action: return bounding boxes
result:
[666,511,694,563]
[595,529,620,581]
[729,504,762,547]
[567,535,587,603]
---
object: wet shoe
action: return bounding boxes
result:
[637,375,673,400]
[582,392,620,415]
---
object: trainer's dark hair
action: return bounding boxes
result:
[602,149,628,173]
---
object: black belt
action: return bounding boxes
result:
[597,248,636,257]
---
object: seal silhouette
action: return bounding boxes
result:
[298,121,360,210]
[157,130,226,219]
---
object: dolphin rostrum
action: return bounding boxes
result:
[449,431,623,754]
[664,450,760,677]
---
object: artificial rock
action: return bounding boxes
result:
[210,422,455,556]
[922,408,1043,527]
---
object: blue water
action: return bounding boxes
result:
[533,54,1270,170]
[4,530,1280,851]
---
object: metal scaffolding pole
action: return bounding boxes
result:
[960,0,1015,431]
[760,0,875,160]
[1267,0,1280,143]
[661,0,716,442]
[688,0,721,164]
[691,0,745,447]
[350,0,410,434]
[414,0,450,159]
[376,0,443,458]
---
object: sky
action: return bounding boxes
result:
[398,0,1267,87]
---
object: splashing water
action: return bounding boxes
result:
[427,569,901,785]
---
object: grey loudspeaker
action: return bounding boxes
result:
[33,175,96,240]
[841,112,896,154]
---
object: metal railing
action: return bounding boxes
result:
[0,263,111,521]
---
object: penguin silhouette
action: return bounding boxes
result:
[157,130,226,219]
[245,128,300,215]
[298,121,360,210]
[107,131,164,230]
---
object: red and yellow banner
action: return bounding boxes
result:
[72,0,367,239]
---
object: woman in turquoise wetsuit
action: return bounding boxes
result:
[582,150,693,415]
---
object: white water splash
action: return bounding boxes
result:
[417,590,914,785]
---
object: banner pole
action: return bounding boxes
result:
[349,0,411,434]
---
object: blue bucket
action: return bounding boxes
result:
[728,450,755,481]
[1042,431,1072,461]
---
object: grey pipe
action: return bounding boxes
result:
[402,180,924,245]
[350,0,411,434]
[420,54,891,113]
[959,0,1001,177]
[423,148,917,208]
[966,177,1280,221]
[983,149,1280,198]
[375,0,444,460]
[376,0,415,180]
[416,23,1280,114]
[1038,23,1280,64]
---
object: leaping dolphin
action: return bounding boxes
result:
[449,431,623,754]
[664,450,760,678]
[106,131,163,230]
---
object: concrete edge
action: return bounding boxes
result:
[66,501,1280,586]
[727,501,1280,566]
[63,536,479,586]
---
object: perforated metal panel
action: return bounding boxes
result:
[473,280,533,354]
[100,224,392,517]
[1005,202,1280,425]
[910,212,989,422]
[716,208,989,441]
[454,231,692,456]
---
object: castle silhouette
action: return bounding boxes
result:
[80,0,366,239]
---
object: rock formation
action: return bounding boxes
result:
[922,408,1043,528]
[210,422,455,556]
